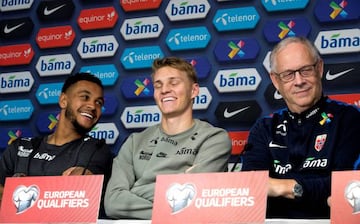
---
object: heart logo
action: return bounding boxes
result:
[12,185,40,214]
[166,183,196,214]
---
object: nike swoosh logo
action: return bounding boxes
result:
[273,90,283,100]
[4,23,25,34]
[268,141,287,148]
[44,4,66,16]
[224,106,250,118]
[325,68,354,81]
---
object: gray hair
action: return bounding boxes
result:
[269,37,321,72]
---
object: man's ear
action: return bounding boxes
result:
[59,93,67,109]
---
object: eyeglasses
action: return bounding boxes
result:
[273,61,318,82]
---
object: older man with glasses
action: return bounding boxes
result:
[241,36,360,219]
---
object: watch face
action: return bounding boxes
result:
[294,183,303,197]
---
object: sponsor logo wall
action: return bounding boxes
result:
[0,0,359,161]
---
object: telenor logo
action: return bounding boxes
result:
[35,82,63,105]
[0,17,34,40]
[121,76,154,100]
[0,99,34,121]
[80,64,119,86]
[166,26,211,51]
[37,0,75,21]
[36,53,75,77]
[36,25,75,49]
[314,28,360,54]
[120,0,162,12]
[165,0,210,21]
[215,100,262,125]
[213,68,261,93]
[77,35,118,59]
[121,46,163,70]
[263,17,311,43]
[36,111,59,133]
[0,0,34,12]
[0,43,34,66]
[214,38,260,62]
[185,57,211,80]
[89,123,119,144]
[0,71,34,93]
[314,0,359,23]
[261,0,309,12]
[120,16,163,40]
[78,6,118,31]
[193,87,212,110]
[213,7,259,32]
[121,105,161,129]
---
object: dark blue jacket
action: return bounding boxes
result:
[242,96,360,218]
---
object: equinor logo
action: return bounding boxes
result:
[121,105,161,129]
[165,0,210,21]
[315,28,360,54]
[121,46,163,70]
[0,99,33,121]
[166,26,210,51]
[0,71,34,93]
[36,53,75,76]
[120,16,163,40]
[77,35,118,59]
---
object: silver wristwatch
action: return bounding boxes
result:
[293,183,303,198]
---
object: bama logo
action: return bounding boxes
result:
[120,16,163,40]
[0,99,33,121]
[0,71,34,93]
[121,105,161,129]
[213,68,261,93]
[121,46,163,70]
[263,17,311,43]
[35,82,62,105]
[193,87,212,110]
[78,6,118,31]
[120,0,162,12]
[213,7,259,32]
[214,38,260,62]
[89,123,119,144]
[0,0,34,12]
[77,35,118,59]
[314,0,359,23]
[36,25,75,49]
[36,53,75,77]
[121,76,154,100]
[261,0,309,12]
[0,43,34,66]
[80,64,119,86]
[166,26,210,51]
[315,28,360,54]
[165,0,210,21]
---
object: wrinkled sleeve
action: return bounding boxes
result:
[0,140,18,185]
[104,135,152,220]
[188,128,232,173]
